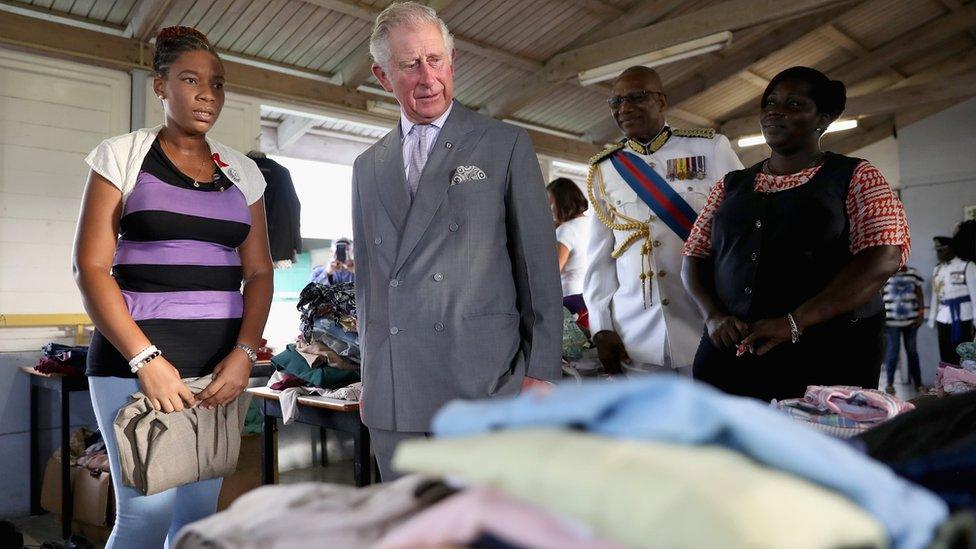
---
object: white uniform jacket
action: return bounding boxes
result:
[583,127,742,368]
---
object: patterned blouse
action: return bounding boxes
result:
[682,160,911,266]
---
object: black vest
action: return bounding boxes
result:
[710,152,883,322]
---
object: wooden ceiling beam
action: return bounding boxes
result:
[580,5,852,143]
[543,0,854,82]
[304,0,542,72]
[0,9,599,162]
[481,0,681,120]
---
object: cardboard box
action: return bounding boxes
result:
[217,433,270,510]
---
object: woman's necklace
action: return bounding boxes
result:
[762,152,825,176]
[159,137,217,188]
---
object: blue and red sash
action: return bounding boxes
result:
[608,150,699,241]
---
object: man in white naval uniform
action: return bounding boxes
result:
[583,66,742,375]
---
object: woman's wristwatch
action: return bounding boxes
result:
[786,313,802,344]
[234,343,258,365]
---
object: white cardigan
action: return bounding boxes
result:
[85,125,266,206]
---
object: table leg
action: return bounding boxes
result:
[319,428,329,467]
[60,389,72,540]
[29,384,41,515]
[353,422,371,487]
[261,413,276,485]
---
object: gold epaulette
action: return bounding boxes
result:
[588,142,624,166]
[672,128,716,139]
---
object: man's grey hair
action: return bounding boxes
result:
[369,2,455,71]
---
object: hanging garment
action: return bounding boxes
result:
[251,154,302,262]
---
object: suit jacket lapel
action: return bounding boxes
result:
[374,130,410,231]
[394,103,484,274]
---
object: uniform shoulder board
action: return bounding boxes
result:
[672,127,716,139]
[589,142,624,165]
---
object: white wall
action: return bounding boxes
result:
[896,97,976,384]
[0,46,127,516]
[852,135,900,189]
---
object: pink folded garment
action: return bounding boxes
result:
[936,363,976,395]
[377,488,624,549]
[802,385,914,424]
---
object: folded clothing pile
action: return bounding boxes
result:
[936,361,976,396]
[178,378,950,548]
[773,385,915,438]
[35,342,88,376]
[270,343,360,390]
[856,390,976,511]
[427,376,946,549]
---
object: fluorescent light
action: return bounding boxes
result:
[578,31,732,86]
[503,119,583,140]
[737,134,768,148]
[737,119,859,147]
[824,119,858,134]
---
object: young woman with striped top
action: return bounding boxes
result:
[72,27,272,548]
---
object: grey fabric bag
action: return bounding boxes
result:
[113,375,251,495]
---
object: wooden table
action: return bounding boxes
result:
[20,367,89,540]
[246,387,372,487]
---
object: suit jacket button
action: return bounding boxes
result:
[389,327,399,335]
[662,298,670,306]
[449,222,459,232]
[433,272,444,282]
[434,322,445,332]
[389,279,399,287]
[374,237,382,245]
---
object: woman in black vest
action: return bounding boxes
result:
[680,67,909,401]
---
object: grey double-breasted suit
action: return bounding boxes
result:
[351,102,562,433]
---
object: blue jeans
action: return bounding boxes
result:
[89,376,223,549]
[884,325,921,387]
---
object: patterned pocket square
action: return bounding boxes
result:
[450,165,488,186]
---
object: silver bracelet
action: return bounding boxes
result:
[234,343,258,365]
[786,313,801,344]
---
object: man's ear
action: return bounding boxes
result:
[372,64,394,93]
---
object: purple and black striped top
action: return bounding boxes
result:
[87,138,252,378]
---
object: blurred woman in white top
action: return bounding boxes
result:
[548,177,590,315]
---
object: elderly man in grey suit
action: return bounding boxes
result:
[353,1,563,481]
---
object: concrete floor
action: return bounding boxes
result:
[9,458,358,548]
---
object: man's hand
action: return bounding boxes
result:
[137,357,196,413]
[593,330,630,374]
[197,348,252,408]
[705,314,750,349]
[741,316,793,356]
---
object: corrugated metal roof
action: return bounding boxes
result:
[18,0,137,25]
[836,0,946,50]
[6,0,971,144]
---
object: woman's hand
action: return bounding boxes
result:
[137,357,196,412]
[705,314,750,349]
[197,348,252,408]
[741,316,793,356]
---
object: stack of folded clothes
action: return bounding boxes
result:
[856,389,976,511]
[772,385,915,438]
[296,282,361,366]
[34,342,88,376]
[181,378,950,549]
